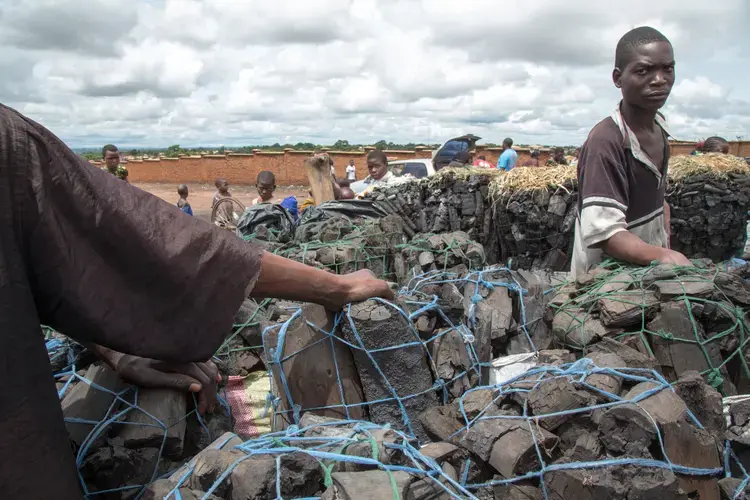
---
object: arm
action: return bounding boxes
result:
[250,252,393,310]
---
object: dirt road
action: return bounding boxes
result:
[135,182,309,220]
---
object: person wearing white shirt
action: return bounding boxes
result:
[346,160,356,181]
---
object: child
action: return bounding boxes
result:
[252,171,277,205]
[176,184,193,216]
[212,178,234,221]
[337,178,355,200]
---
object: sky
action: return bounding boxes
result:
[1,0,749,148]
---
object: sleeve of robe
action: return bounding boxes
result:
[7,105,264,362]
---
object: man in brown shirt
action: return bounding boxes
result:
[572,26,691,276]
[0,104,392,498]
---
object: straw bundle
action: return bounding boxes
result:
[669,153,750,181]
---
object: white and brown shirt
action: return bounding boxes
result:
[572,104,670,276]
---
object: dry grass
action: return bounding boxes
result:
[490,165,577,198]
[669,153,750,181]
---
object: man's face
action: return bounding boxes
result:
[256,181,275,200]
[104,150,120,170]
[217,180,229,193]
[349,160,354,166]
[367,158,388,180]
[615,41,675,111]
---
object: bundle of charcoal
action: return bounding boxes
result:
[277,215,406,280]
[668,153,750,261]
[549,261,750,396]
[367,168,502,263]
[418,358,726,499]
[392,231,485,284]
[725,396,750,498]
[143,417,474,499]
[490,166,578,271]
[259,265,554,444]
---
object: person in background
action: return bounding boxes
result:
[572,26,691,277]
[330,157,336,178]
[177,184,193,216]
[497,138,518,171]
[252,171,278,205]
[552,147,569,166]
[346,159,357,182]
[212,178,234,221]
[337,178,356,199]
[0,103,394,498]
[570,148,581,167]
[447,150,471,169]
[700,136,730,154]
[102,144,129,182]
[352,150,394,196]
[520,149,541,168]
[472,154,493,168]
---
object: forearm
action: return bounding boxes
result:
[250,251,350,307]
[602,230,666,265]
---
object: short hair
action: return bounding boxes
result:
[554,147,565,155]
[503,138,513,148]
[367,149,388,164]
[337,178,351,188]
[530,149,540,159]
[177,184,188,196]
[214,178,228,188]
[615,26,671,69]
[102,144,118,158]
[349,159,355,164]
[257,170,275,185]
[701,136,729,153]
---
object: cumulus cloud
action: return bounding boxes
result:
[0,0,748,147]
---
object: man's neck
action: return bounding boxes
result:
[620,101,657,132]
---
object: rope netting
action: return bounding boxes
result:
[261,266,534,435]
[452,358,722,498]
[550,261,750,395]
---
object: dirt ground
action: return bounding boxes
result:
[135,182,309,220]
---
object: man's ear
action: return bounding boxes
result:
[612,68,622,89]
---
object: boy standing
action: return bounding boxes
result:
[212,178,234,222]
[346,160,357,181]
[573,26,690,277]
[177,184,193,216]
[252,171,278,205]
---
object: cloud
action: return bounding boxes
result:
[0,0,748,148]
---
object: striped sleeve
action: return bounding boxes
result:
[578,135,629,248]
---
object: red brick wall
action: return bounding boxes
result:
[100,141,750,186]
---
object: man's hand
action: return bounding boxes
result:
[114,355,220,415]
[657,248,692,266]
[335,269,395,309]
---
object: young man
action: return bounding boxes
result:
[573,26,691,277]
[0,103,392,498]
[252,171,278,205]
[497,138,518,171]
[551,147,568,166]
[102,144,129,182]
[177,184,193,215]
[346,159,357,181]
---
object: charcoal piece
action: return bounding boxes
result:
[719,478,749,500]
[188,448,246,497]
[652,278,714,300]
[648,301,712,381]
[662,421,721,500]
[183,409,236,459]
[714,271,750,305]
[493,482,542,500]
[672,371,725,437]
[459,389,495,420]
[230,452,324,500]
[545,464,680,500]
[586,337,659,371]
[419,442,463,464]
[119,388,187,458]
[583,352,625,399]
[342,300,437,441]
[432,329,474,399]
[488,423,558,478]
[598,290,660,328]
[552,309,607,349]
[81,446,159,497]
[419,406,463,443]
[527,377,596,431]
[320,471,412,500]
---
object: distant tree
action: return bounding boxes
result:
[332,139,350,150]
[374,140,388,150]
[165,144,182,157]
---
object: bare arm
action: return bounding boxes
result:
[603,231,690,266]
[250,251,393,310]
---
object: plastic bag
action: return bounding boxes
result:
[298,199,386,226]
[236,204,295,243]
